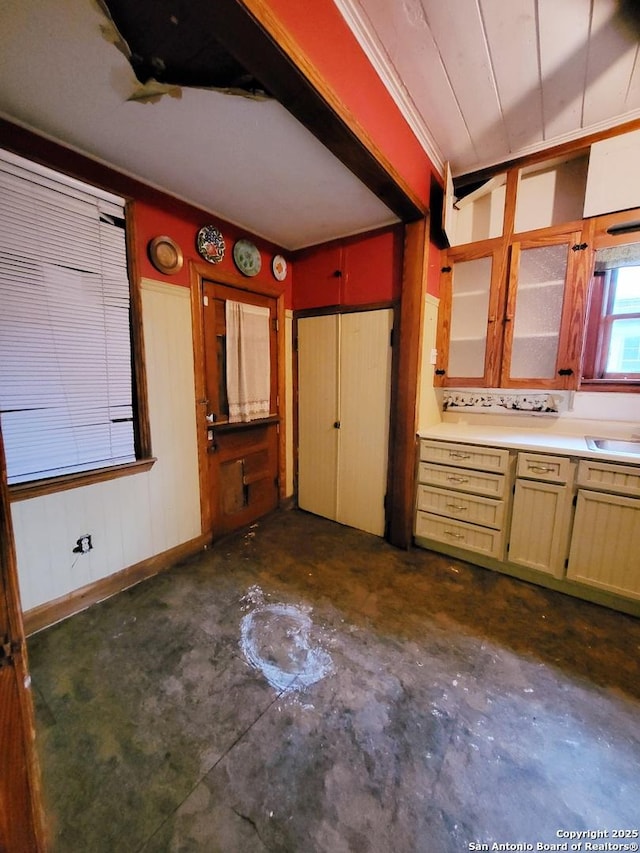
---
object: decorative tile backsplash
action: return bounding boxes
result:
[442,389,568,415]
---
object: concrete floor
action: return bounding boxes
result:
[28,509,640,852]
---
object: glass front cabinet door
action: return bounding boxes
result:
[435,231,585,389]
[435,243,506,387]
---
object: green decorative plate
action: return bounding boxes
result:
[233,239,262,276]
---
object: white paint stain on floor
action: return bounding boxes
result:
[240,586,333,694]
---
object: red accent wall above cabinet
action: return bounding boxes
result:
[293,227,403,310]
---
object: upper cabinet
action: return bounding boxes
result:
[583,128,640,219]
[293,228,402,311]
[436,230,588,389]
[435,133,640,390]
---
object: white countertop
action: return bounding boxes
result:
[418,420,640,466]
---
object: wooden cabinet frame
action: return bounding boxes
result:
[436,154,593,389]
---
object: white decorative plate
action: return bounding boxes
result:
[272,254,287,281]
[233,239,262,276]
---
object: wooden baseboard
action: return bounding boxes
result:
[24,532,212,636]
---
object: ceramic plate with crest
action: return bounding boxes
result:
[197,225,225,264]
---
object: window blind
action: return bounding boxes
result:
[0,149,135,484]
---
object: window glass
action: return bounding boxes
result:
[583,258,640,383]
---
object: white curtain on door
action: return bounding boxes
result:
[225,300,271,423]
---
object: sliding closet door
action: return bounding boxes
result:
[297,309,393,537]
[337,309,393,536]
[297,314,339,520]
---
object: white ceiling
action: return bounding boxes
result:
[0,0,397,251]
[337,0,640,177]
[1,0,640,249]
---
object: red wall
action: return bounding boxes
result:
[134,200,293,305]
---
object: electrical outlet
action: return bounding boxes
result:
[73,535,93,554]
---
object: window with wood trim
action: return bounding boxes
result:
[0,149,150,486]
[583,248,640,383]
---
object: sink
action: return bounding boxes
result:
[585,436,640,454]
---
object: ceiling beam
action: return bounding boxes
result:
[206,0,425,222]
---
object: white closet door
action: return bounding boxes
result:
[297,315,339,520]
[297,309,393,537]
[337,309,393,536]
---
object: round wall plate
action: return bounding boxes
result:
[272,254,287,281]
[233,239,262,276]
[148,235,183,275]
[197,225,225,264]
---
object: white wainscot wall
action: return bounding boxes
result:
[12,278,202,611]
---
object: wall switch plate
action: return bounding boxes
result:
[430,348,438,365]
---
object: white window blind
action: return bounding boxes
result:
[0,149,135,484]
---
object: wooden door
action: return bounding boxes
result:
[0,424,46,850]
[202,281,279,539]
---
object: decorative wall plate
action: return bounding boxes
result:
[271,254,287,281]
[233,239,262,276]
[197,225,225,264]
[148,235,183,275]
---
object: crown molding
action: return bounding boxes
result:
[333,0,445,177]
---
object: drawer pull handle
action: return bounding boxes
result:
[444,530,465,539]
[529,465,553,473]
[447,476,469,483]
[449,452,471,459]
[446,503,468,511]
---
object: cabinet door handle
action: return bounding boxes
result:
[446,475,469,483]
[444,530,465,540]
[449,451,471,459]
[529,465,553,473]
[446,503,468,511]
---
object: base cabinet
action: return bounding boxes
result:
[415,439,640,615]
[508,453,575,579]
[415,439,510,560]
[567,490,640,600]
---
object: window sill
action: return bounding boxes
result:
[579,379,640,393]
[9,457,157,502]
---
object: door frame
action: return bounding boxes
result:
[0,424,47,850]
[189,260,287,536]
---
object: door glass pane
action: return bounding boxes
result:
[511,244,567,378]
[448,256,492,377]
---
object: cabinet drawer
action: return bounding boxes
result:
[418,461,506,498]
[415,511,505,559]
[417,484,504,529]
[420,439,510,473]
[577,459,640,497]
[517,452,574,484]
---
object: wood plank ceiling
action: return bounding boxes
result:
[336,0,640,178]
